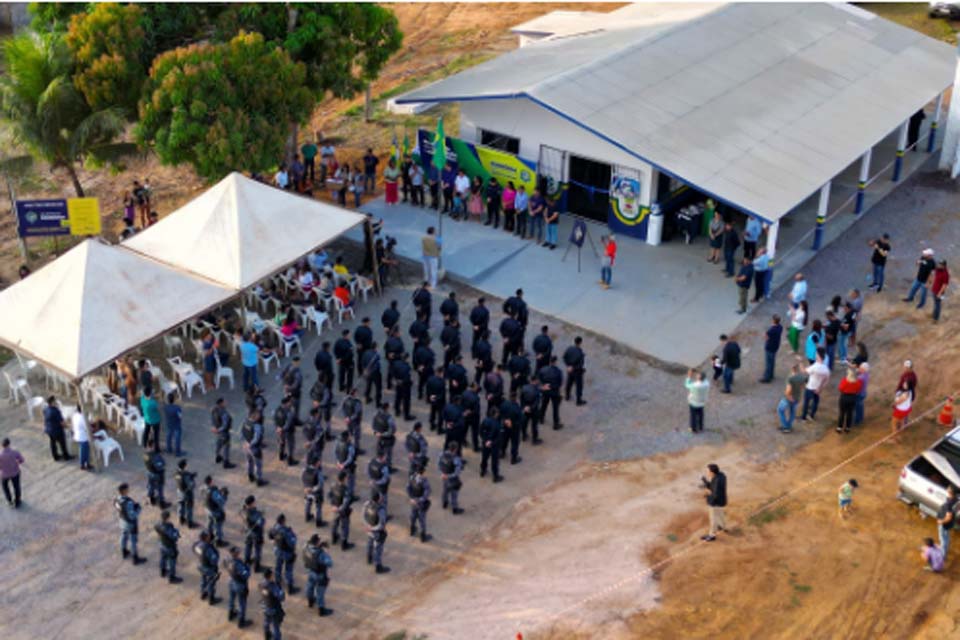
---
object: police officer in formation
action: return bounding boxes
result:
[563,336,587,406]
[115,483,146,564]
[242,494,265,572]
[440,317,462,369]
[484,364,505,412]
[408,312,429,350]
[333,329,355,392]
[499,394,524,465]
[202,475,229,547]
[472,329,494,386]
[425,366,446,433]
[328,471,355,551]
[504,289,529,343]
[363,490,390,574]
[520,375,543,445]
[278,356,303,422]
[225,545,253,628]
[381,299,400,335]
[479,406,504,483]
[537,355,565,431]
[508,350,532,399]
[412,281,432,325]
[194,529,221,604]
[438,442,465,514]
[440,291,459,325]
[412,337,435,400]
[245,383,268,417]
[303,534,334,617]
[309,377,334,442]
[441,394,466,451]
[360,339,383,406]
[462,382,482,452]
[274,395,298,466]
[341,388,364,455]
[405,421,428,475]
[407,464,432,543]
[353,317,375,375]
[242,409,268,486]
[143,449,169,508]
[469,296,489,349]
[303,421,325,469]
[301,457,326,528]
[499,311,522,367]
[259,568,285,640]
[390,352,415,421]
[269,513,299,594]
[384,325,405,391]
[367,450,391,512]
[334,428,358,498]
[313,341,334,392]
[210,397,235,469]
[154,509,182,583]
[174,459,198,528]
[445,354,468,399]
[532,325,553,373]
[372,402,398,469]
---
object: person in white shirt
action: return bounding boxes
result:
[274,166,289,190]
[800,349,830,422]
[789,272,808,306]
[454,170,470,201]
[71,409,92,471]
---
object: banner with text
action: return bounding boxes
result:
[16,198,102,238]
[608,169,649,240]
[416,129,537,194]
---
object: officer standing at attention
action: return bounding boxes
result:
[440,318,462,369]
[384,325,405,391]
[334,430,358,500]
[532,325,553,374]
[381,299,400,335]
[425,366,446,433]
[367,450,391,512]
[480,407,504,483]
[202,475,229,547]
[302,457,327,528]
[278,356,304,422]
[154,509,182,583]
[507,350,532,399]
[353,317,375,377]
[563,336,587,406]
[440,291,460,325]
[445,354,468,401]
[469,297,490,349]
[537,356,565,431]
[269,513,299,594]
[520,375,543,445]
[194,529,221,604]
[360,339,383,406]
[333,329,355,393]
[499,313,522,367]
[341,388,365,455]
[259,568,285,640]
[328,471,355,551]
[412,338,436,400]
[438,442,465,514]
[242,409,268,486]
[274,395,299,466]
[412,281,432,325]
[405,421,429,475]
[372,402,398,470]
[462,382,482,452]
[116,483,146,564]
[472,329,494,386]
[304,535,334,616]
[408,313,430,350]
[241,495,266,572]
[499,396,524,465]
[390,353,415,422]
[504,289,529,344]
[309,378,334,442]
[483,364,505,413]
[144,449,169,508]
[441,395,466,452]
[174,459,198,528]
[225,546,253,628]
[363,490,391,574]
[407,465,433,543]
[313,341,335,392]
[210,398,236,469]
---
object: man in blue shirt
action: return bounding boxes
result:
[165,392,184,456]
[528,189,545,243]
[752,247,771,302]
[743,217,762,260]
[239,332,260,392]
[514,186,530,238]
[759,314,783,383]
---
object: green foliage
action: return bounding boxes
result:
[747,504,789,527]
[28,2,89,32]
[136,32,313,181]
[139,4,225,55]
[66,3,147,114]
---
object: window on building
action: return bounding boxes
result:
[479,129,520,155]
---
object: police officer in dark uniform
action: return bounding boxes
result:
[259,568,285,640]
[405,421,428,475]
[241,495,265,572]
[408,314,429,349]
[245,383,267,418]
[384,326,405,391]
[532,325,553,374]
[363,491,391,574]
[302,405,321,448]
[309,379,334,442]
[508,350,532,399]
[462,382,482,452]
[563,336,587,405]
[440,291,459,325]
[301,458,326,527]
[194,529,221,604]
[174,459,198,528]
[381,299,400,334]
[268,513,299,594]
[440,318,462,369]
[225,546,253,628]
[144,449,169,508]
[313,341,334,391]
[278,356,304,422]
[211,398,235,469]
[202,475,229,547]
[334,430,358,499]
[425,366,446,433]
[412,281,432,324]
[520,375,543,445]
[412,338,436,400]
[367,450,391,512]
[438,442,464,514]
[479,407,504,483]
[242,410,268,486]
[472,329,494,385]
[116,483,146,564]
[407,467,432,543]
[469,297,490,349]
[445,354,468,400]
[329,471,355,551]
[360,340,383,406]
[499,313,522,367]
[504,289,529,344]
[155,509,182,582]
[274,395,298,466]
[333,329,355,392]
[353,317,375,374]
[441,395,466,452]
[390,352,415,421]
[372,402,398,470]
[340,388,364,455]
[304,535,334,616]
[538,356,564,431]
[483,364,505,414]
[499,396,523,465]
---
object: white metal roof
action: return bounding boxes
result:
[399,3,955,222]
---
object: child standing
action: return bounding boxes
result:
[452,191,465,219]
[838,478,858,518]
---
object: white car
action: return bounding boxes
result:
[898,426,960,517]
[930,2,960,19]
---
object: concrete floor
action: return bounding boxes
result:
[356,118,939,367]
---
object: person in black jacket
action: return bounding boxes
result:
[381,300,400,334]
[472,330,494,386]
[314,342,334,391]
[425,367,446,433]
[412,340,435,400]
[537,357,564,430]
[532,325,553,373]
[440,292,459,326]
[333,330,354,393]
[701,463,728,541]
[469,297,490,349]
[719,334,741,394]
[562,337,586,405]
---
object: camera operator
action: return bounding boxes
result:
[700,463,727,542]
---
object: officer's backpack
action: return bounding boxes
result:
[439,453,455,475]
[409,477,425,498]
[242,420,255,443]
[245,506,263,530]
[368,458,384,480]
[205,488,219,511]
[335,440,350,463]
[301,466,318,488]
[274,406,288,428]
[329,483,346,506]
[310,379,326,403]
[373,412,389,435]
[302,547,319,572]
[363,501,380,526]
[405,432,421,454]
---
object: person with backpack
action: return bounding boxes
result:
[224,546,252,628]
[405,422,428,476]
[241,495,265,573]
[278,356,304,423]
[438,442,464,515]
[302,458,326,528]
[174,459,198,528]
[341,389,364,456]
[115,483,146,565]
[303,535,334,616]
[194,530,221,604]
[274,396,298,467]
[328,471,355,551]
[334,430,357,499]
[242,410,267,486]
[309,378,333,442]
[268,513,299,594]
[363,491,391,574]
[202,475,229,547]
[407,465,432,543]
[154,509,182,583]
[391,352,415,422]
[367,451,391,513]
[210,398,235,470]
[372,403,398,470]
[259,568,285,640]
[719,334,741,394]
[143,449,169,508]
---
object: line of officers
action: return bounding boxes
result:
[117,285,588,638]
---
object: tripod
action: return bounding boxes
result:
[561,221,600,273]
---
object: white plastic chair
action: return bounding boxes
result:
[355,276,376,303]
[306,307,331,336]
[16,353,39,380]
[3,371,31,404]
[163,335,184,355]
[92,430,124,467]
[333,297,355,324]
[26,396,46,421]
[280,335,302,359]
[215,358,235,390]
[191,339,205,366]
[260,350,279,374]
[181,369,205,398]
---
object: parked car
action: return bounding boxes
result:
[929,2,960,19]
[898,426,960,517]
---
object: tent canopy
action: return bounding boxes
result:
[124,172,368,290]
[0,239,234,380]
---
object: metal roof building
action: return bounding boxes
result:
[399,2,955,251]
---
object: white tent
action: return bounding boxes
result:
[0,239,234,380]
[123,172,368,290]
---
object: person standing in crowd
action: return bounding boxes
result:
[789,272,808,307]
[304,535,334,617]
[701,463,727,542]
[759,314,783,383]
[407,465,432,543]
[174,459,197,528]
[932,259,950,322]
[722,222,740,277]
[70,407,91,471]
[752,247,771,302]
[410,161,425,207]
[514,185,529,237]
[937,485,957,563]
[140,389,162,453]
[891,380,913,441]
[441,162,456,214]
[904,248,936,308]
[438,442,464,514]
[239,332,259,393]
[116,483,146,564]
[787,301,807,354]
[869,233,890,292]
[259,568,286,640]
[898,359,918,400]
[454,169,470,217]
[853,362,870,426]
[529,188,546,244]
[743,216,762,260]
[269,513,299,594]
[242,495,265,572]
[600,234,617,290]
[836,366,862,434]
[537,356,564,431]
[837,478,858,518]
[0,439,24,508]
[242,410,267,487]
[484,177,502,228]
[719,334,741,393]
[685,369,709,434]
[363,148,379,195]
[838,300,857,365]
[421,227,441,289]
[400,154,413,203]
[735,257,754,314]
[363,490,391,574]
[563,337,587,406]
[468,176,484,220]
[544,197,560,250]
[805,319,825,365]
[502,181,517,232]
[778,364,807,433]
[155,509,183,584]
[211,397,235,469]
[164,392,184,457]
[334,330,355,393]
[823,311,841,372]
[224,546,253,628]
[203,475,229,547]
[301,138,318,183]
[383,157,400,206]
[800,349,830,422]
[707,209,724,264]
[43,397,72,462]
[427,162,440,210]
[479,406,504,483]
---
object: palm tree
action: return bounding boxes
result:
[0,31,134,197]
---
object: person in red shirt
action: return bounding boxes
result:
[932,260,950,322]
[897,360,918,401]
[836,367,862,433]
[600,234,617,290]
[333,283,352,309]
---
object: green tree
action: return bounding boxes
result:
[66,3,148,114]
[28,2,89,32]
[136,32,313,181]
[0,31,131,197]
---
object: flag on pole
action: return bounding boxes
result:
[391,129,400,164]
[432,117,446,172]
[402,130,411,159]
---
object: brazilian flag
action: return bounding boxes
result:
[432,117,446,172]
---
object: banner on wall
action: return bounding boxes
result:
[607,169,650,240]
[15,198,102,238]
[416,129,537,194]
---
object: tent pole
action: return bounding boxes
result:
[365,218,382,295]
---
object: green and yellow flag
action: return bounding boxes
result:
[432,117,446,171]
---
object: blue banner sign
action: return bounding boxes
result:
[16,199,70,237]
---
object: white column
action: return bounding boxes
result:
[812,181,830,250]
[643,169,663,246]
[765,220,779,260]
[939,34,960,172]
[929,92,944,153]
[855,149,871,214]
